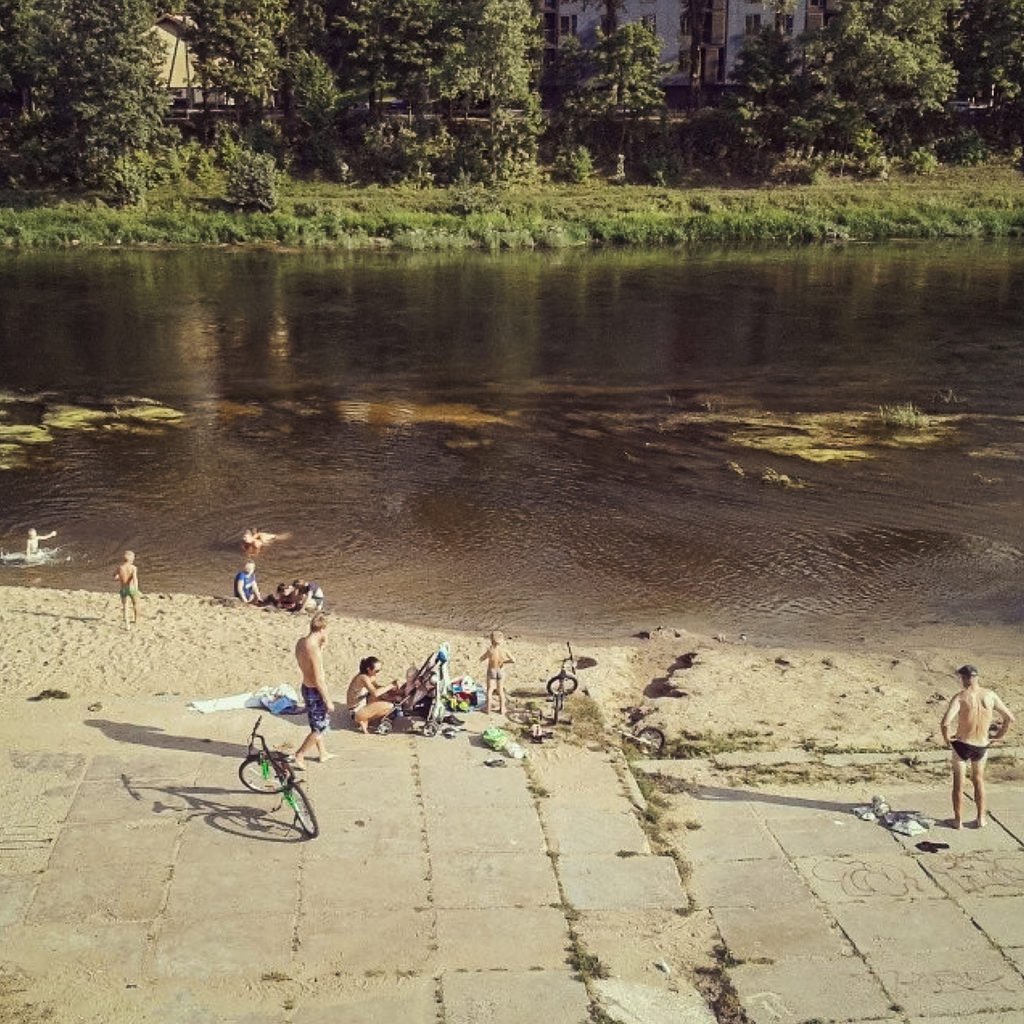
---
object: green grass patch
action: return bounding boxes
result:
[5,164,1024,249]
[665,728,774,760]
[878,402,928,430]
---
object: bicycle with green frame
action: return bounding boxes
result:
[238,715,319,839]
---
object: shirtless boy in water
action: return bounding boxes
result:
[26,528,56,559]
[242,529,280,555]
[113,551,140,628]
[479,630,515,715]
[941,664,1015,828]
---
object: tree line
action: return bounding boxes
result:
[1,0,1023,204]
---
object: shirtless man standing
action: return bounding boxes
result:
[292,613,336,769]
[940,664,1015,828]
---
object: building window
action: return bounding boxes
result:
[745,13,761,35]
[560,13,577,37]
[775,13,794,33]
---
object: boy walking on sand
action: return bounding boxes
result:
[480,630,515,715]
[114,551,140,628]
[941,664,1015,828]
[292,613,336,769]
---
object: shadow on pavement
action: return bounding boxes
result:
[694,784,855,814]
[85,718,248,758]
[120,774,310,844]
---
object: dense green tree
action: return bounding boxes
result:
[0,0,49,114]
[726,25,809,168]
[587,21,665,156]
[23,0,168,187]
[437,0,540,180]
[804,0,957,154]
[334,0,454,114]
[289,49,342,172]
[278,0,327,130]
[185,0,287,124]
[948,0,1024,106]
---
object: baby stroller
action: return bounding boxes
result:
[376,643,451,737]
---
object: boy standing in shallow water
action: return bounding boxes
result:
[480,630,515,715]
[114,551,140,628]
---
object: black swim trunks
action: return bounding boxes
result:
[302,684,330,734]
[951,739,988,762]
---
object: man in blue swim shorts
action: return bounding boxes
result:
[941,664,1015,829]
[292,613,336,769]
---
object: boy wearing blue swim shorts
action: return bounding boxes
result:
[292,613,336,769]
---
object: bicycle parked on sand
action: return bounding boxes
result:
[238,715,319,839]
[544,641,581,724]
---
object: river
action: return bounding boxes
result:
[0,242,1022,645]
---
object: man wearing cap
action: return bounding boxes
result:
[940,664,1015,828]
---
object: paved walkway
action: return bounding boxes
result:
[0,703,712,1024]
[640,755,1024,1024]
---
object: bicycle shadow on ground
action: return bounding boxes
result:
[86,719,248,759]
[120,774,310,844]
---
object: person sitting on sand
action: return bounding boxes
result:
[941,664,1015,829]
[242,528,279,555]
[113,550,140,628]
[346,656,402,734]
[26,528,57,559]
[234,560,263,604]
[292,579,325,613]
[270,582,302,611]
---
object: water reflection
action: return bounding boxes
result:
[0,244,1022,642]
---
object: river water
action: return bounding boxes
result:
[0,243,1022,645]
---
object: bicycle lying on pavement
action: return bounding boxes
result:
[238,715,319,839]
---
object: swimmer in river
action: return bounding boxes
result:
[26,528,57,559]
[242,528,286,555]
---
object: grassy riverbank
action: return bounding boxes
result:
[2,165,1024,249]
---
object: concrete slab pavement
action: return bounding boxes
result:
[0,705,705,1024]
[642,766,1024,1024]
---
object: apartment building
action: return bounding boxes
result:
[543,0,842,98]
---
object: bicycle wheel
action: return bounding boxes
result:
[239,754,287,793]
[631,726,665,756]
[546,672,579,696]
[284,782,319,839]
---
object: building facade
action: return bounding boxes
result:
[549,0,842,94]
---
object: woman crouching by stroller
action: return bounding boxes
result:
[346,656,406,734]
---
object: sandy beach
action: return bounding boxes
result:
[1,584,1021,755]
[1,583,1022,1023]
